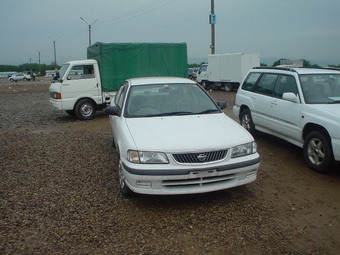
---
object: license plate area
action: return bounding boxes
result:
[189,169,216,178]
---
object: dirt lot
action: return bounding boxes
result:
[1,77,340,254]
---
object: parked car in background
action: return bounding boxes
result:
[105,76,260,196]
[233,67,340,173]
[8,73,32,82]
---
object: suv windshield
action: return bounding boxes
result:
[300,74,340,104]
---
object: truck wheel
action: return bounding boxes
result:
[75,99,96,120]
[118,158,133,196]
[240,108,255,135]
[303,131,333,173]
[201,80,209,90]
[9,78,14,82]
[224,83,232,92]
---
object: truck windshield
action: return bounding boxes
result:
[59,64,69,79]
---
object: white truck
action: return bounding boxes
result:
[49,42,188,120]
[197,53,260,92]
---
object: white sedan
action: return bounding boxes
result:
[105,77,260,196]
[8,73,32,82]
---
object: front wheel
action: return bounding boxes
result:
[303,131,333,173]
[201,80,209,90]
[118,159,133,196]
[75,99,96,120]
[240,108,255,135]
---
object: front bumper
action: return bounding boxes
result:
[121,155,260,195]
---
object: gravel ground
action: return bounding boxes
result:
[0,78,339,254]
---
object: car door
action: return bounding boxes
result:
[270,74,302,141]
[251,73,278,130]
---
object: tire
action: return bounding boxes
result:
[118,158,133,196]
[224,83,232,92]
[201,80,209,90]
[65,110,75,116]
[303,131,333,173]
[240,108,255,135]
[10,78,14,82]
[74,99,96,120]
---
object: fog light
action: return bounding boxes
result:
[136,180,152,189]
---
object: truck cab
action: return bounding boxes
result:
[49,59,107,120]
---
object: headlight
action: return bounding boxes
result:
[231,142,257,158]
[50,91,61,99]
[127,150,169,164]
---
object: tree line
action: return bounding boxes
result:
[188,58,340,68]
[1,58,339,75]
[0,63,61,76]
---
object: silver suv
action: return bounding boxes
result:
[233,67,340,173]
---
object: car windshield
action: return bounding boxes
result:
[300,73,340,104]
[124,83,220,117]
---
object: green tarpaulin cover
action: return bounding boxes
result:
[87,42,188,92]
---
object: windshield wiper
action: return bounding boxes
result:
[146,111,194,117]
[198,109,220,114]
[329,100,340,104]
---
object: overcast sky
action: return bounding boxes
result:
[1,0,339,66]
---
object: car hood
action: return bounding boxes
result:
[125,113,253,153]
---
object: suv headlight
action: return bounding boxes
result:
[231,142,257,158]
[127,150,169,164]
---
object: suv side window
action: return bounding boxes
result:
[254,73,278,96]
[273,75,298,98]
[242,73,261,91]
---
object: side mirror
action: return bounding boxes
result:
[282,92,300,103]
[217,100,227,110]
[104,106,121,116]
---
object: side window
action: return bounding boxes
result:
[69,65,95,80]
[115,82,127,109]
[273,75,298,98]
[254,73,278,96]
[241,73,261,91]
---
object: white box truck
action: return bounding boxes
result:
[197,53,260,91]
[49,42,188,120]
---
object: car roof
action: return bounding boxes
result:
[251,67,340,75]
[127,76,196,86]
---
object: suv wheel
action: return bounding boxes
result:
[303,131,333,173]
[240,109,255,134]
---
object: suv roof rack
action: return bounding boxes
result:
[253,66,340,72]
[252,66,298,72]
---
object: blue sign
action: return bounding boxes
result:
[210,14,216,24]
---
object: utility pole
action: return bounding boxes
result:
[36,48,43,65]
[49,37,59,68]
[210,0,216,54]
[28,56,32,64]
[80,17,98,46]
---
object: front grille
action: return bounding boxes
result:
[172,150,228,163]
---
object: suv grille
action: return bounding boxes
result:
[172,150,228,163]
